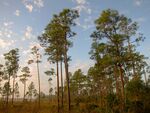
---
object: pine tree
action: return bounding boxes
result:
[20,66,31,101]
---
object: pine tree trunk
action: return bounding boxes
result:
[60,61,64,108]
[63,31,71,112]
[12,75,16,105]
[119,64,125,111]
[37,60,41,108]
[6,74,11,110]
[56,61,60,113]
[23,81,26,101]
[143,67,147,86]
[64,48,71,112]
[127,38,136,76]
[114,65,119,97]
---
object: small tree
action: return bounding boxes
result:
[0,64,4,96]
[4,48,19,106]
[14,82,19,100]
[27,82,37,102]
[28,46,41,108]
[20,66,31,101]
[45,68,55,102]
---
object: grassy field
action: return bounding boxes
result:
[0,100,104,113]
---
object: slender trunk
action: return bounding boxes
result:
[64,47,71,112]
[37,57,41,108]
[12,75,16,105]
[119,64,125,111]
[49,83,51,103]
[115,42,125,109]
[114,65,119,97]
[6,74,11,109]
[49,93,51,103]
[56,61,60,113]
[23,81,26,101]
[143,68,147,86]
[60,61,64,108]
[127,38,136,76]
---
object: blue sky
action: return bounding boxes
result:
[0,0,150,95]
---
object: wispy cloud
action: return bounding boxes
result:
[76,0,86,5]
[29,42,42,49]
[14,10,21,16]
[73,0,92,14]
[136,17,146,23]
[0,38,15,48]
[0,21,14,38]
[24,26,33,39]
[22,0,44,12]
[70,60,93,74]
[26,4,33,12]
[33,0,44,8]
[75,16,94,30]
[134,0,143,6]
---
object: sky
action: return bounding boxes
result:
[0,0,150,96]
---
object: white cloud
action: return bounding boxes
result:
[25,4,33,12]
[14,10,20,16]
[76,0,86,5]
[0,38,15,48]
[73,0,92,14]
[0,21,14,38]
[70,60,94,74]
[33,0,44,8]
[134,0,143,6]
[0,54,4,59]
[29,42,42,49]
[22,0,44,12]
[22,49,30,55]
[136,17,146,23]
[76,16,94,30]
[3,1,9,6]
[3,21,13,27]
[24,26,33,39]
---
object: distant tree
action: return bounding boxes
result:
[0,64,4,96]
[20,66,31,101]
[11,49,19,105]
[28,46,41,108]
[14,82,19,100]
[27,82,37,101]
[2,82,11,100]
[40,92,46,99]
[4,48,19,106]
[45,68,55,103]
[49,87,53,102]
[70,69,86,96]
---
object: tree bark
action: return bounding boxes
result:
[60,61,64,108]
[119,64,125,112]
[56,61,60,113]
[6,74,11,110]
[114,65,119,97]
[143,67,147,86]
[127,38,136,76]
[36,56,41,108]
[64,48,71,112]
[23,81,26,101]
[12,74,16,105]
